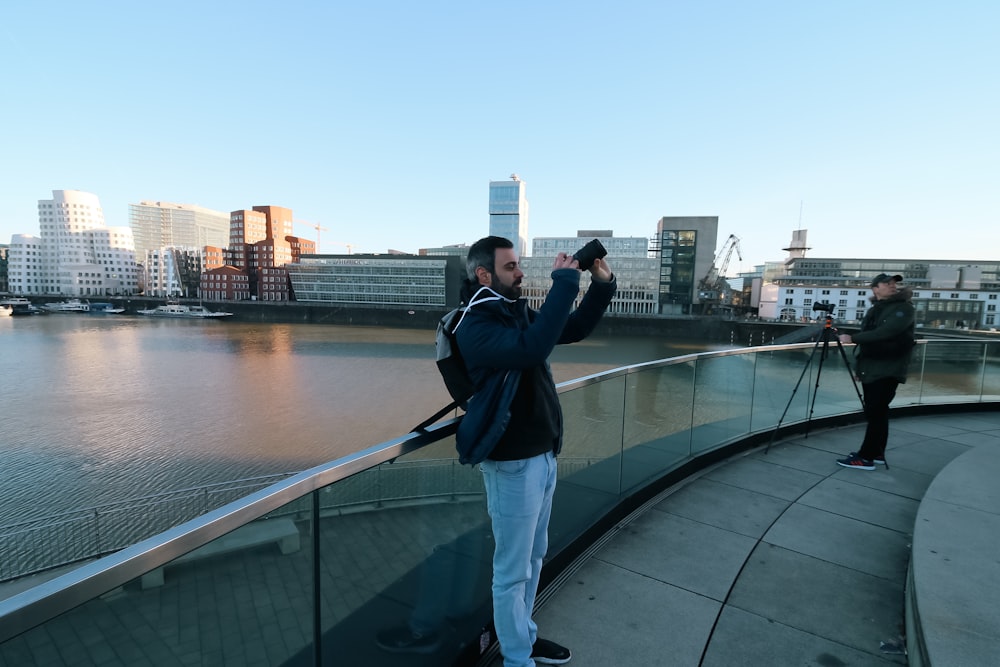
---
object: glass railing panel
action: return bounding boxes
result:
[552,377,628,553]
[750,346,816,432]
[892,343,926,407]
[690,353,755,453]
[802,342,866,419]
[621,362,694,493]
[919,341,989,404]
[983,342,1000,401]
[317,448,493,665]
[558,378,626,494]
[747,344,862,431]
[0,507,316,667]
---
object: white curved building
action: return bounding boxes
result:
[7,190,139,296]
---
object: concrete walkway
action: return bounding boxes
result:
[493,411,1000,666]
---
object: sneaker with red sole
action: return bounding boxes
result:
[849,451,886,466]
[837,455,875,470]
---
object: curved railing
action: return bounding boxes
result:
[1,339,998,666]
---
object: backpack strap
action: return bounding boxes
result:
[410,400,461,433]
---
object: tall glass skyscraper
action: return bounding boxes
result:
[489,174,529,257]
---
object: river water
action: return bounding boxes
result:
[0,313,720,526]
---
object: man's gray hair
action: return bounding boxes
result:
[466,236,514,281]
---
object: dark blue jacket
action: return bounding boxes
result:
[453,269,616,464]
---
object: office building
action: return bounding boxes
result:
[129,201,229,259]
[758,230,1000,328]
[419,244,470,258]
[287,254,465,307]
[144,247,205,298]
[489,175,529,257]
[653,216,720,314]
[7,190,139,296]
[0,245,8,293]
[526,231,659,315]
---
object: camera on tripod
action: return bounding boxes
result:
[812,301,835,315]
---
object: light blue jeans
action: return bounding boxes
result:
[480,452,557,667]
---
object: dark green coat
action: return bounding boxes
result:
[851,287,916,383]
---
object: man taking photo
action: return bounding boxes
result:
[836,273,916,470]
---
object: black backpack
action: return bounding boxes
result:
[435,306,476,407]
[411,288,507,433]
[410,307,475,432]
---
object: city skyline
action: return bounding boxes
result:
[2,2,997,269]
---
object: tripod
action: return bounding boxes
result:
[765,313,864,454]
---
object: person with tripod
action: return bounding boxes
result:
[836,273,916,470]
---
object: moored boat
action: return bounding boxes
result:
[41,299,90,313]
[3,297,31,316]
[136,304,233,319]
[88,302,126,314]
[8,302,48,316]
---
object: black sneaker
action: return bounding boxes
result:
[850,451,886,466]
[532,638,572,665]
[836,455,875,471]
[375,626,442,654]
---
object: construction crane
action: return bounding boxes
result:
[294,220,329,252]
[697,234,743,311]
[329,242,355,255]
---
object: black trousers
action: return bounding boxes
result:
[858,377,900,460]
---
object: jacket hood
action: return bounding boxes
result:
[870,285,913,304]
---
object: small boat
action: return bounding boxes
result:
[42,299,91,313]
[2,297,32,316]
[88,302,126,314]
[8,302,48,316]
[136,304,233,319]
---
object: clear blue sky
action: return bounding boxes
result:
[2,1,997,271]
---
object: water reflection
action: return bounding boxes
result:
[0,315,714,525]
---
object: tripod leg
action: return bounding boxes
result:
[804,339,831,438]
[765,336,823,454]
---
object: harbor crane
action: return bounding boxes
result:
[294,220,330,252]
[697,234,743,310]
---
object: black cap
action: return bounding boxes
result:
[870,273,903,287]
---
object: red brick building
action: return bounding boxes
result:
[199,205,315,301]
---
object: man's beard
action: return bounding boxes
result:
[493,276,522,301]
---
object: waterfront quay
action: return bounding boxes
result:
[22,294,849,346]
